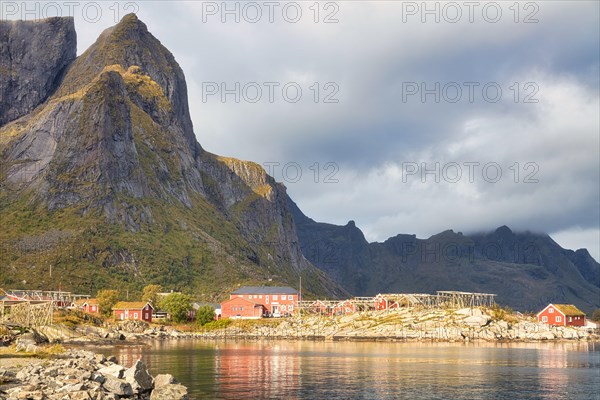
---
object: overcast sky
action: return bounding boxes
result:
[6,1,599,260]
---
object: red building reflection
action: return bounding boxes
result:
[214,342,299,399]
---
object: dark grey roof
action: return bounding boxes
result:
[232,286,298,295]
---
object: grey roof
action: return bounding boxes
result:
[232,286,298,295]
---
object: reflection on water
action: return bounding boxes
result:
[93,341,600,399]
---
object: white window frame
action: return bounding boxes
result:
[273,295,278,300]
[542,316,548,322]
[549,308,554,313]
[556,316,562,322]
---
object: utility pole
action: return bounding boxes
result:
[299,275,302,319]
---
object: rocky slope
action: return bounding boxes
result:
[0,17,76,126]
[289,199,600,313]
[0,15,345,299]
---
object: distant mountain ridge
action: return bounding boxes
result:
[289,199,600,313]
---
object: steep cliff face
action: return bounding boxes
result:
[0,17,76,126]
[0,15,345,299]
[290,200,600,313]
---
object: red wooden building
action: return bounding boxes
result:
[74,298,100,314]
[308,300,330,314]
[373,294,399,311]
[374,294,388,311]
[221,297,266,319]
[536,304,586,327]
[333,300,356,315]
[112,302,153,323]
[228,286,299,317]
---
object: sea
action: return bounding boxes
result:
[94,340,600,399]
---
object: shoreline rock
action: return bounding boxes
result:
[0,349,188,400]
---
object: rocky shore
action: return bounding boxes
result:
[3,308,598,348]
[0,348,188,400]
[64,308,595,343]
[193,308,598,342]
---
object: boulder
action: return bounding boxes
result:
[16,390,44,400]
[150,383,189,400]
[106,355,118,363]
[153,374,177,387]
[119,320,149,333]
[496,320,509,330]
[463,315,490,327]
[15,333,40,352]
[123,360,153,393]
[456,308,482,316]
[95,392,120,400]
[98,364,124,379]
[69,391,92,400]
[91,372,106,383]
[102,376,133,397]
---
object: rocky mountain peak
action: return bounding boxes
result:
[112,13,145,35]
[494,225,513,236]
[57,13,198,154]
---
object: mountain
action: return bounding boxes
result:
[289,199,600,313]
[2,15,597,313]
[0,15,346,300]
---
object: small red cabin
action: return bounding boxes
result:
[112,302,153,323]
[536,304,586,327]
[75,298,100,314]
[374,294,388,310]
[308,300,330,314]
[221,297,266,319]
[333,300,356,315]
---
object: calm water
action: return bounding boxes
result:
[93,340,600,399]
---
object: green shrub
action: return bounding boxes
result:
[196,305,215,326]
[159,293,192,323]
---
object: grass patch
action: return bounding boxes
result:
[201,319,233,331]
